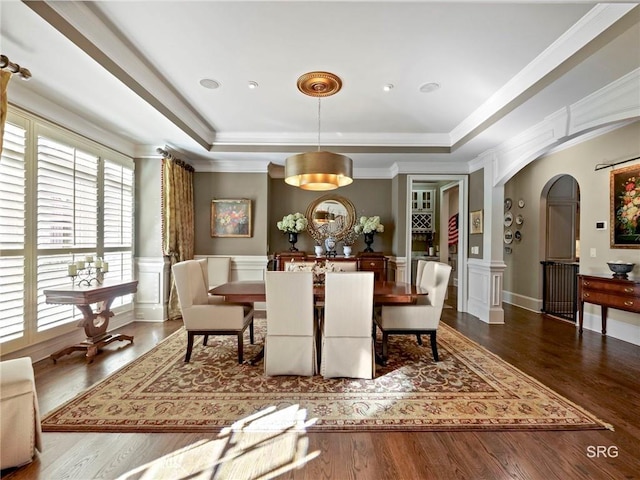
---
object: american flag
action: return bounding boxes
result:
[448,213,459,245]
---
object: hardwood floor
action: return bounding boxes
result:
[2,305,640,480]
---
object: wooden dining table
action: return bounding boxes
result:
[210,279,427,365]
[210,280,426,304]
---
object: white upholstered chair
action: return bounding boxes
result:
[321,272,375,379]
[284,261,316,272]
[264,271,316,376]
[173,260,254,363]
[375,261,452,362]
[325,261,357,272]
[415,259,428,291]
[200,256,232,304]
[0,358,42,469]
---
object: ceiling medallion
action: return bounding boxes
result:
[285,71,353,191]
[296,71,343,97]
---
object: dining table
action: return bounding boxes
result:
[209,279,427,365]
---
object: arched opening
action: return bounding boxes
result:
[540,175,580,322]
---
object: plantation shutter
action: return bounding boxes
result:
[104,160,134,306]
[0,122,27,343]
[37,137,98,248]
[36,136,99,331]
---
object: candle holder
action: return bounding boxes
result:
[68,258,108,287]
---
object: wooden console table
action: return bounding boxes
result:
[577,274,639,335]
[44,280,138,363]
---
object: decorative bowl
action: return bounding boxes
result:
[606,262,635,278]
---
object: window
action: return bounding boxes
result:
[0,108,135,351]
[0,122,26,343]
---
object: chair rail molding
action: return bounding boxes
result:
[467,258,506,324]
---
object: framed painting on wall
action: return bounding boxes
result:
[470,210,483,234]
[211,199,252,238]
[610,164,640,248]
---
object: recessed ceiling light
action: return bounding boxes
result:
[419,82,440,93]
[199,78,221,89]
[248,81,259,89]
[383,84,394,92]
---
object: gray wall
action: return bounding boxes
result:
[468,169,484,259]
[504,121,640,306]
[268,178,395,255]
[194,172,269,255]
[135,158,163,257]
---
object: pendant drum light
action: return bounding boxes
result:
[285,72,353,191]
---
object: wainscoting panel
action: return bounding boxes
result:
[467,259,505,324]
[134,257,170,322]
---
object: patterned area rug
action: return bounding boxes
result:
[41,318,612,433]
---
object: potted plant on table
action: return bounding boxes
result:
[353,216,385,252]
[277,212,308,251]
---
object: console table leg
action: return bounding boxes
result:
[578,300,584,334]
[601,306,608,335]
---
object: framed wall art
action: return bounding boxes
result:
[211,199,252,238]
[470,210,483,234]
[610,164,640,248]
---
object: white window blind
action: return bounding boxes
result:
[104,160,134,308]
[36,254,80,332]
[37,136,98,248]
[0,123,26,250]
[1,109,135,350]
[0,122,26,343]
[104,160,133,248]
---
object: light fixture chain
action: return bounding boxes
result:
[317,97,321,152]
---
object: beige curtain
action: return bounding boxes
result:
[0,71,11,154]
[162,156,195,320]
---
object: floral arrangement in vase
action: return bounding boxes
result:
[354,216,384,252]
[277,212,308,233]
[277,212,308,251]
[353,215,385,235]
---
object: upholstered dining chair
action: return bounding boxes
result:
[321,271,375,379]
[264,271,316,376]
[201,256,232,303]
[375,261,452,362]
[284,261,316,271]
[173,260,254,364]
[325,261,357,271]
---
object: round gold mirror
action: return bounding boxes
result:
[305,194,356,242]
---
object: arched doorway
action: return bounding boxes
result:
[540,175,580,322]
[544,175,580,261]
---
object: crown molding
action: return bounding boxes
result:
[24,0,216,150]
[449,3,636,149]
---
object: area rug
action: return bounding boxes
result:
[41,318,612,433]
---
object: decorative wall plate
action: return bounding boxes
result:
[504,198,512,211]
[504,212,513,227]
[518,198,525,208]
[504,229,513,244]
[514,230,522,242]
[516,214,524,225]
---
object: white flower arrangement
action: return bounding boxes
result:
[277,212,308,233]
[353,215,385,234]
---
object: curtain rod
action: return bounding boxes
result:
[594,156,640,171]
[156,147,176,161]
[156,147,194,172]
[0,54,31,80]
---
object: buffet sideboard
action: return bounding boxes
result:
[577,273,640,335]
[274,252,388,281]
